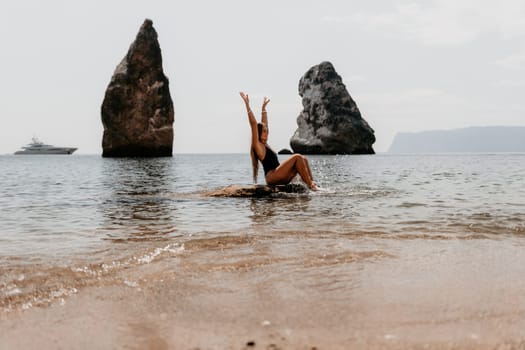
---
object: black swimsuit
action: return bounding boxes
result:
[261,146,280,175]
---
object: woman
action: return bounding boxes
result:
[240,92,318,190]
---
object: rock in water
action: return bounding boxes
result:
[101,19,174,157]
[205,184,308,197]
[290,62,375,154]
[278,148,293,155]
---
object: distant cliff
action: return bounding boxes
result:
[389,126,525,153]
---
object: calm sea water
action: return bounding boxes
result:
[1,153,524,311]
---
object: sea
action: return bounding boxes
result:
[1,153,525,313]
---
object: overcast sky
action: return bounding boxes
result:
[1,0,524,154]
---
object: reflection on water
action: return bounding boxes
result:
[249,196,311,228]
[99,158,178,243]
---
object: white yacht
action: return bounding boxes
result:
[14,137,77,155]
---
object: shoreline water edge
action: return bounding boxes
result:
[1,154,525,349]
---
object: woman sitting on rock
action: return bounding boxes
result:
[240,92,318,190]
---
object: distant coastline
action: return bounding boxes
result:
[388,126,525,153]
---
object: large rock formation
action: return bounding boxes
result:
[101,19,174,157]
[290,62,375,154]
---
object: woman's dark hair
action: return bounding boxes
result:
[250,123,265,184]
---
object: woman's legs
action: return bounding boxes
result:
[302,156,318,190]
[266,154,317,190]
[304,156,315,185]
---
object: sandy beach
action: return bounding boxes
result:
[2,231,525,350]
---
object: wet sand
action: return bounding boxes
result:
[2,233,525,349]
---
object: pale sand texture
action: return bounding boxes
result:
[2,233,525,349]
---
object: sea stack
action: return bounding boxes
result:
[101,19,174,157]
[290,62,375,154]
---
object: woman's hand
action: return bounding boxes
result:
[240,92,250,105]
[262,97,270,109]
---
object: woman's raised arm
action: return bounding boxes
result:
[261,97,270,126]
[240,92,257,126]
[240,92,264,158]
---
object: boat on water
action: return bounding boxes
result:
[14,137,77,155]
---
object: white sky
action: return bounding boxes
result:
[1,0,524,154]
